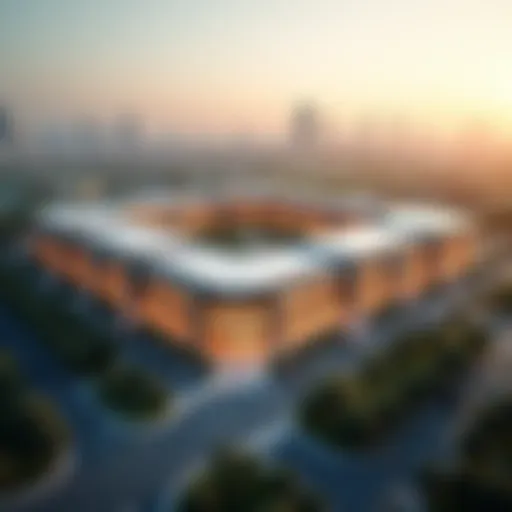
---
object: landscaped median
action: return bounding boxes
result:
[0,260,172,425]
[298,319,489,450]
[0,350,72,495]
[176,448,326,512]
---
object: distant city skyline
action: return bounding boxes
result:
[7,103,510,165]
[3,1,512,139]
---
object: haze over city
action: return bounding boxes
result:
[2,0,512,144]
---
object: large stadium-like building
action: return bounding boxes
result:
[30,192,478,366]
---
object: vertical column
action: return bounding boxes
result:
[91,248,103,299]
[358,257,379,317]
[382,251,403,310]
[445,235,464,281]
[268,291,283,360]
[337,263,357,329]
[423,237,443,290]
[128,259,151,330]
[115,258,138,334]
[462,230,477,273]
[190,289,209,354]
[401,243,421,301]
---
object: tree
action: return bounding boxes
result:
[178,449,325,512]
[0,353,69,491]
[422,396,512,511]
[0,351,24,404]
[300,375,377,447]
[99,363,169,420]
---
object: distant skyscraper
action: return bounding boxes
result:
[113,113,143,152]
[290,102,320,150]
[72,119,103,157]
[0,107,14,146]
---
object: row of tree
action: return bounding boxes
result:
[0,261,169,421]
[0,350,69,491]
[300,319,488,448]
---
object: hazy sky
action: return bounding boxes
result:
[2,0,512,135]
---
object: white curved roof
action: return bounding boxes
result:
[35,194,474,295]
[311,225,405,261]
[156,246,321,294]
[84,224,182,258]
[382,203,472,236]
[38,201,182,258]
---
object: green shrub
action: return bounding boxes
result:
[99,364,169,420]
[438,320,487,372]
[460,398,512,471]
[300,376,378,447]
[49,328,117,376]
[177,449,325,512]
[421,463,512,512]
[0,394,70,491]
[360,357,403,419]
[0,351,24,403]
